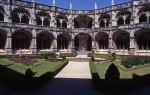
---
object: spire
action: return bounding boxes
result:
[32,0,35,3]
[52,0,56,6]
[112,0,114,6]
[95,1,97,9]
[70,2,72,10]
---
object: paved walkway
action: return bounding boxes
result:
[55,61,92,79]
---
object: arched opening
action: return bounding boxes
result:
[56,14,68,28]
[0,29,7,49]
[117,17,124,25]
[74,20,79,28]
[99,13,110,27]
[113,31,130,50]
[139,14,147,23]
[99,20,105,27]
[37,31,54,50]
[95,32,109,49]
[116,10,131,25]
[57,32,71,50]
[0,6,4,21]
[12,8,30,24]
[36,11,50,26]
[56,19,61,27]
[135,29,150,50]
[74,33,92,51]
[138,6,150,23]
[74,15,93,28]
[62,20,67,28]
[12,29,32,50]
[88,19,93,28]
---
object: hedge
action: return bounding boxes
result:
[121,56,150,68]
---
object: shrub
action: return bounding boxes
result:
[121,56,150,68]
[105,63,120,80]
[91,56,95,61]
[39,52,57,60]
[25,68,34,79]
[62,56,66,61]
[111,52,116,61]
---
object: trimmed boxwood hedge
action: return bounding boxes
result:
[121,56,150,68]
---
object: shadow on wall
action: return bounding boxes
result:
[91,63,150,95]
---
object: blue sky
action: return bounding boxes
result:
[25,0,131,10]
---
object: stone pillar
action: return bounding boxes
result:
[108,31,113,53]
[129,31,136,55]
[52,37,57,52]
[94,14,99,28]
[70,38,75,52]
[50,7,56,27]
[111,6,116,26]
[5,30,12,54]
[31,29,37,54]
[30,0,36,25]
[5,0,11,23]
[92,38,96,53]
[132,0,139,24]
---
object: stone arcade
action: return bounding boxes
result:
[0,0,150,55]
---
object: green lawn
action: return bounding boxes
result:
[90,60,150,79]
[0,58,68,78]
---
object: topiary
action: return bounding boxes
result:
[111,52,116,61]
[91,56,95,61]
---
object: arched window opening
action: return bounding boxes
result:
[12,29,32,50]
[0,30,6,49]
[135,29,150,50]
[37,32,54,50]
[12,8,30,24]
[57,33,71,50]
[139,14,147,23]
[113,31,130,50]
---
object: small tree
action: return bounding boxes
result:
[25,68,34,80]
[91,56,95,61]
[111,52,116,61]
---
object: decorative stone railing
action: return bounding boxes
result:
[56,7,70,14]
[0,0,7,3]
[13,0,33,7]
[12,23,33,29]
[0,22,10,27]
[72,10,95,15]
[96,7,112,14]
[138,0,150,5]
[113,2,132,10]
[36,4,51,10]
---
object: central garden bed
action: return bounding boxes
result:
[0,53,69,87]
[89,54,150,94]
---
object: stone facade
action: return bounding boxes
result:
[0,0,150,55]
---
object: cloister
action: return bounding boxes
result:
[0,0,149,55]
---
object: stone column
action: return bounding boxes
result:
[108,31,113,53]
[5,0,11,23]
[50,7,56,27]
[31,29,37,54]
[132,0,139,24]
[92,38,96,53]
[129,31,136,55]
[111,6,116,26]
[52,37,57,52]
[70,38,75,52]
[5,30,12,54]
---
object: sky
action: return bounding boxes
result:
[25,0,131,10]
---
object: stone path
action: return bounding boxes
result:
[55,61,92,79]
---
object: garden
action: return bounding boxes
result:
[89,53,150,94]
[0,52,70,87]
